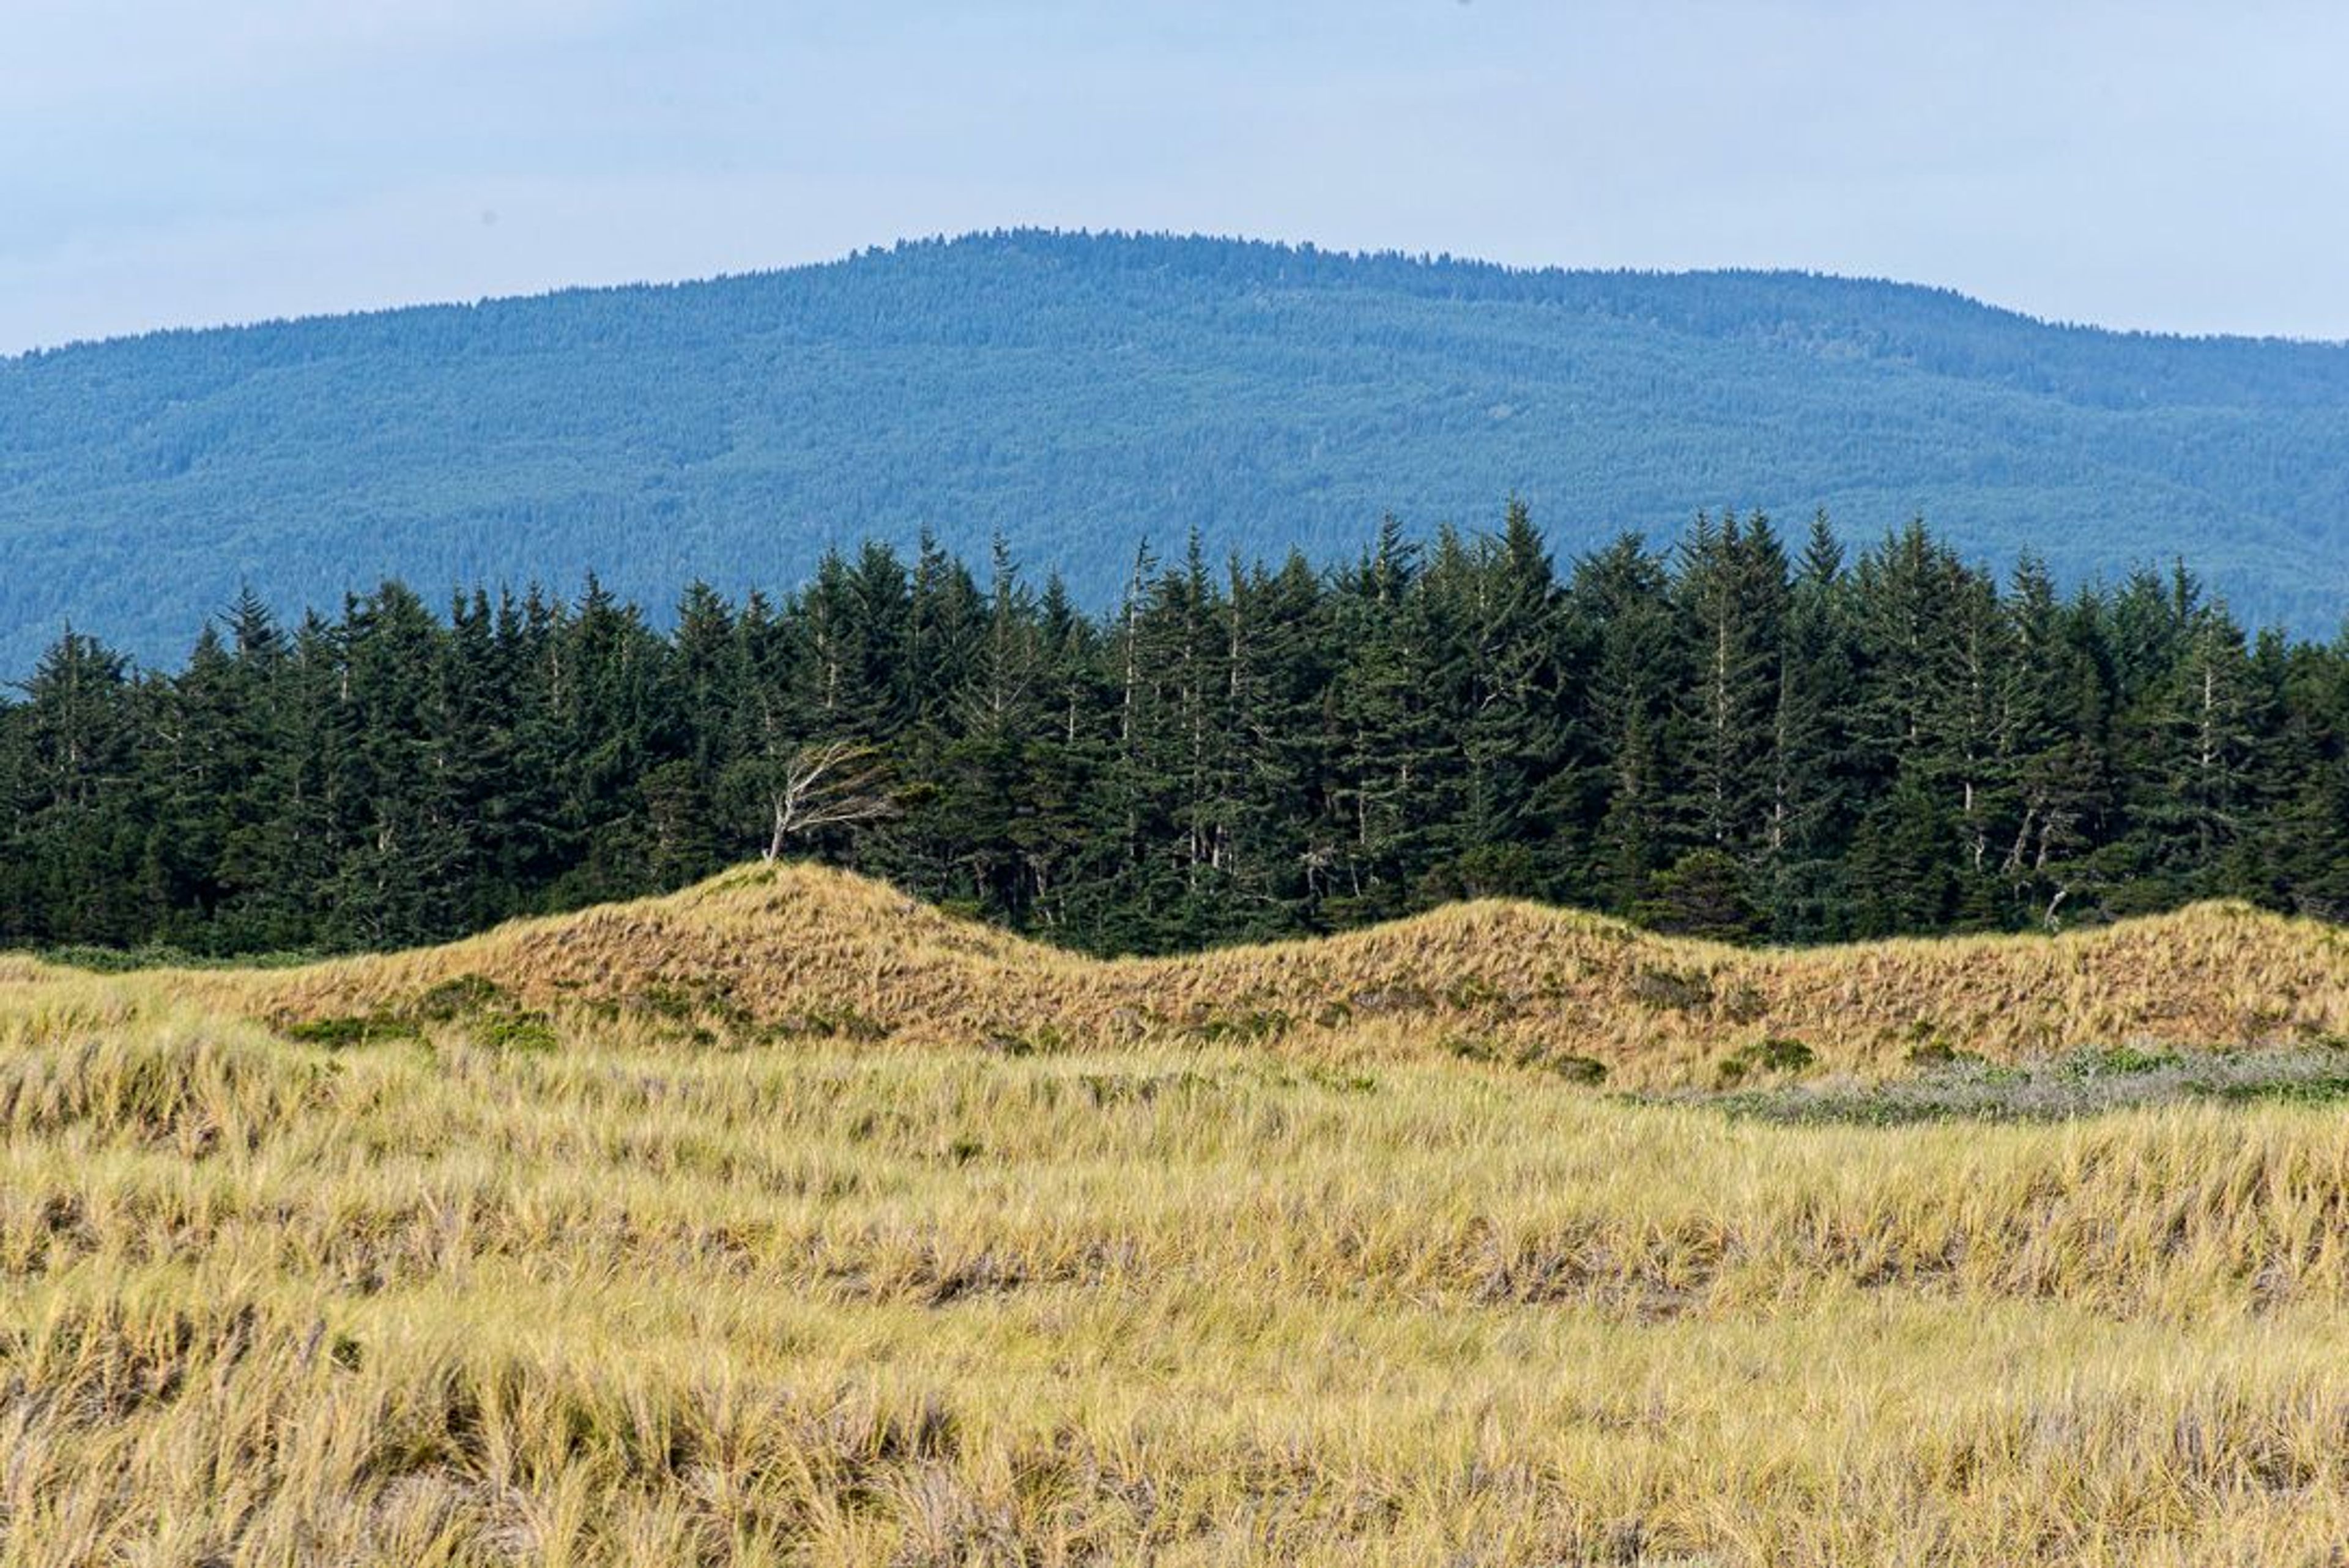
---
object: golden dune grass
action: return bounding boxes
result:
[149,862,2349,1088]
[5,875,2349,1563]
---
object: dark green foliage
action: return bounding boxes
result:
[1632,850,1762,941]
[1187,1010,1294,1046]
[1441,1034,1606,1082]
[281,1015,420,1049]
[470,1010,558,1054]
[1547,1054,1610,1086]
[410,974,511,1021]
[34,944,322,972]
[3,508,2349,960]
[2206,1073,2349,1106]
[280,971,511,1048]
[12,231,2349,680]
[1904,1041,1983,1070]
[1717,1037,1818,1086]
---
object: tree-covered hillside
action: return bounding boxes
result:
[4,229,2349,672]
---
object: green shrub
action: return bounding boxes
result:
[1441,1034,1502,1065]
[1189,1008,1291,1044]
[472,1010,558,1054]
[410,973,508,1021]
[2074,1045,2182,1078]
[283,1014,418,1048]
[1718,1035,1815,1086]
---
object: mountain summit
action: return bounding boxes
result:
[6,228,2347,670]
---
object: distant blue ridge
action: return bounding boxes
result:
[4,227,2347,673]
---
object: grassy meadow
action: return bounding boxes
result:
[6,866,2349,1564]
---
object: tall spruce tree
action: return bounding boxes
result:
[1571,534,1685,914]
[1672,512,1789,919]
[1765,516,1857,939]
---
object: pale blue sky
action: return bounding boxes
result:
[7,1,2347,352]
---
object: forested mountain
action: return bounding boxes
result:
[6,512,2345,958]
[5,229,2349,675]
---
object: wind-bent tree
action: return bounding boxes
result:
[748,740,896,862]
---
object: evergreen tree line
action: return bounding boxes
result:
[6,506,2347,958]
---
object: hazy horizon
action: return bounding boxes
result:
[13,229,2349,361]
[10,2,2349,355]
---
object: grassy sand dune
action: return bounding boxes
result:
[187,862,2349,1087]
[6,871,2349,1563]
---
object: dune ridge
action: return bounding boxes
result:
[163,863,2349,1085]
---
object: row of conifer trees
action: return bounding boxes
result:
[4,505,2345,956]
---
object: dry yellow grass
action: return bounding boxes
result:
[156,862,2349,1087]
[5,870,2349,1564]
